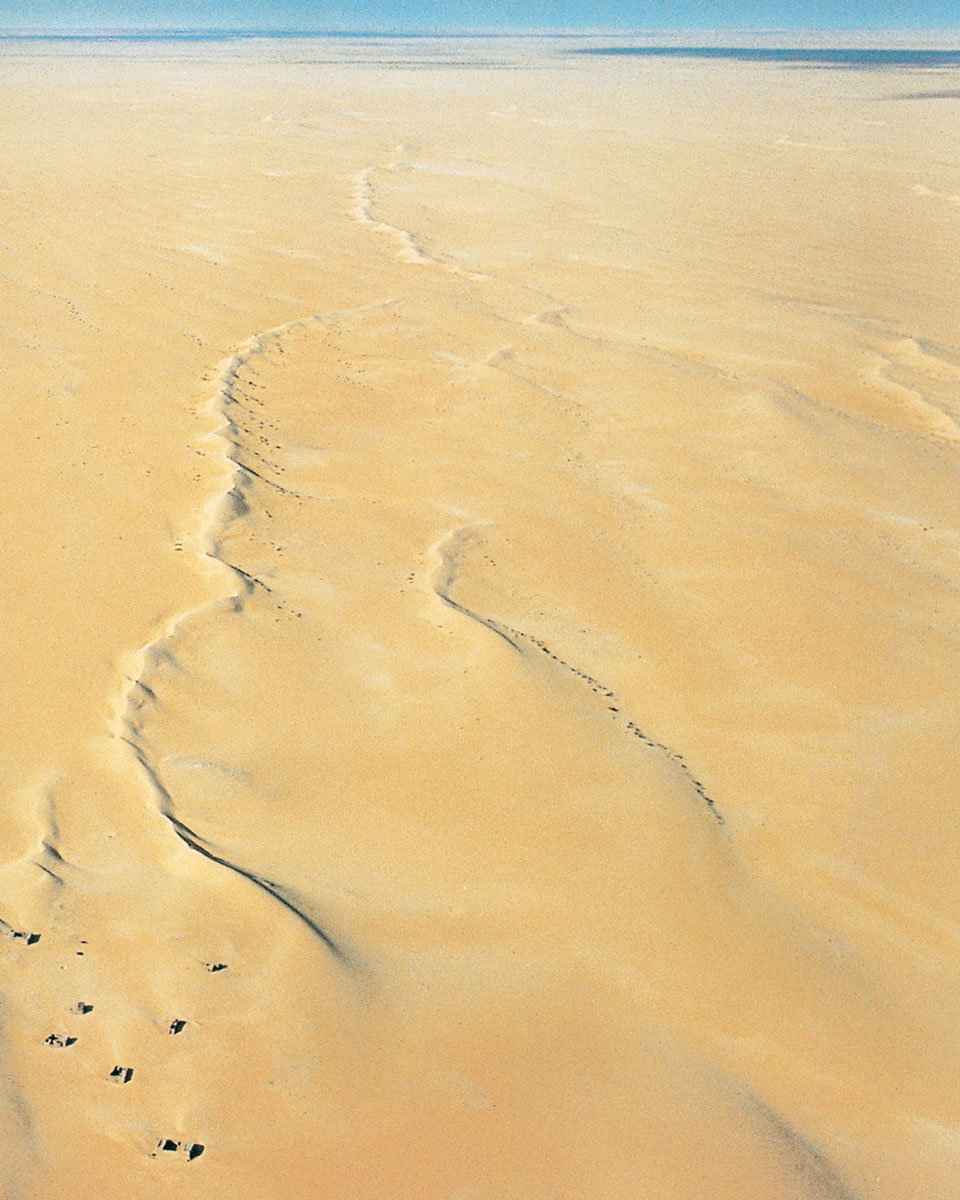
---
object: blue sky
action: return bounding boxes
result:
[1,0,958,32]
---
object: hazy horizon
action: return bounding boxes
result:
[1,1,958,35]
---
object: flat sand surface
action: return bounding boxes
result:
[1,35,960,1199]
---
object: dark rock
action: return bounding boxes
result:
[45,1034,75,1048]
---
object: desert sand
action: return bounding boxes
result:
[1,33,959,1199]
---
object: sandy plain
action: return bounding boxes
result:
[0,33,959,1200]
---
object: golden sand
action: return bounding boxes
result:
[1,36,959,1198]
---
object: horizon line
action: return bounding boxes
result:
[2,26,960,38]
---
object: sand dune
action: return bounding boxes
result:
[1,35,959,1199]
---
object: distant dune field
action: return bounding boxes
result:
[1,35,959,1199]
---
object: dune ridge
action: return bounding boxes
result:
[118,313,365,970]
[432,522,725,821]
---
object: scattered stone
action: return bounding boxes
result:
[45,1035,77,1048]
[204,962,228,973]
[169,1019,187,1035]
